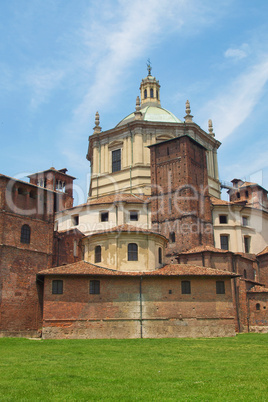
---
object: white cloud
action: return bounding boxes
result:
[25,68,64,110]
[72,0,231,125]
[200,56,268,140]
[224,43,250,61]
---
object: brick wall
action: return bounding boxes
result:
[0,176,54,336]
[150,136,213,256]
[247,292,268,333]
[42,275,236,339]
[52,229,84,267]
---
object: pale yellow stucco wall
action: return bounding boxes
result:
[83,232,166,272]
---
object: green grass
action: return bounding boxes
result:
[0,334,267,401]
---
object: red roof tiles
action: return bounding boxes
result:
[257,246,268,256]
[247,285,268,293]
[38,261,238,277]
[179,245,229,254]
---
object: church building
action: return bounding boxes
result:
[0,66,267,338]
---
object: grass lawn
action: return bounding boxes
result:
[0,334,267,401]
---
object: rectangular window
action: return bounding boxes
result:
[52,280,63,294]
[242,216,248,226]
[181,281,191,294]
[169,232,176,243]
[112,149,121,173]
[244,236,250,253]
[72,215,79,226]
[90,280,100,294]
[219,215,228,224]
[169,198,172,213]
[220,235,229,250]
[216,281,225,294]
[73,240,77,257]
[128,243,138,261]
[101,212,109,222]
[130,211,138,221]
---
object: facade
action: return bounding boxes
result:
[0,68,268,338]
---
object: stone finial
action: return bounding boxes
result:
[208,119,215,137]
[134,96,142,120]
[93,111,102,134]
[184,100,193,123]
[136,96,141,111]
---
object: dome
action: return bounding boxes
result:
[116,105,182,127]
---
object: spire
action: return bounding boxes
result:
[184,100,193,123]
[93,111,102,134]
[208,119,215,137]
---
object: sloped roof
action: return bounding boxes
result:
[210,197,231,206]
[257,246,268,256]
[247,285,268,293]
[87,193,150,206]
[179,245,229,254]
[38,261,238,277]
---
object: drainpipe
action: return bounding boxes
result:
[140,276,143,338]
[115,204,118,226]
[232,254,241,333]
[201,251,205,267]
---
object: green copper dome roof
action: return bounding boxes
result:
[116,105,182,127]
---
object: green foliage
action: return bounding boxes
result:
[0,334,267,401]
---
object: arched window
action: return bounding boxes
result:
[158,247,162,264]
[256,303,260,311]
[144,89,147,99]
[150,88,154,98]
[95,246,101,263]
[20,224,31,244]
[156,90,159,100]
[243,269,247,278]
[128,243,138,261]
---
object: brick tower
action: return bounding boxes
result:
[149,134,214,261]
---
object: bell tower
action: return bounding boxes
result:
[139,60,161,107]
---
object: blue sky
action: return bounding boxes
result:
[1,0,268,203]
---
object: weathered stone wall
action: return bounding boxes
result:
[42,275,236,339]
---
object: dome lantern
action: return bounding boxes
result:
[139,61,161,107]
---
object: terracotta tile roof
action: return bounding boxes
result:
[89,224,168,240]
[58,193,151,213]
[240,181,257,187]
[87,193,150,206]
[210,196,231,206]
[257,246,268,256]
[38,261,238,277]
[247,285,268,293]
[234,252,257,261]
[56,228,84,237]
[179,245,229,254]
